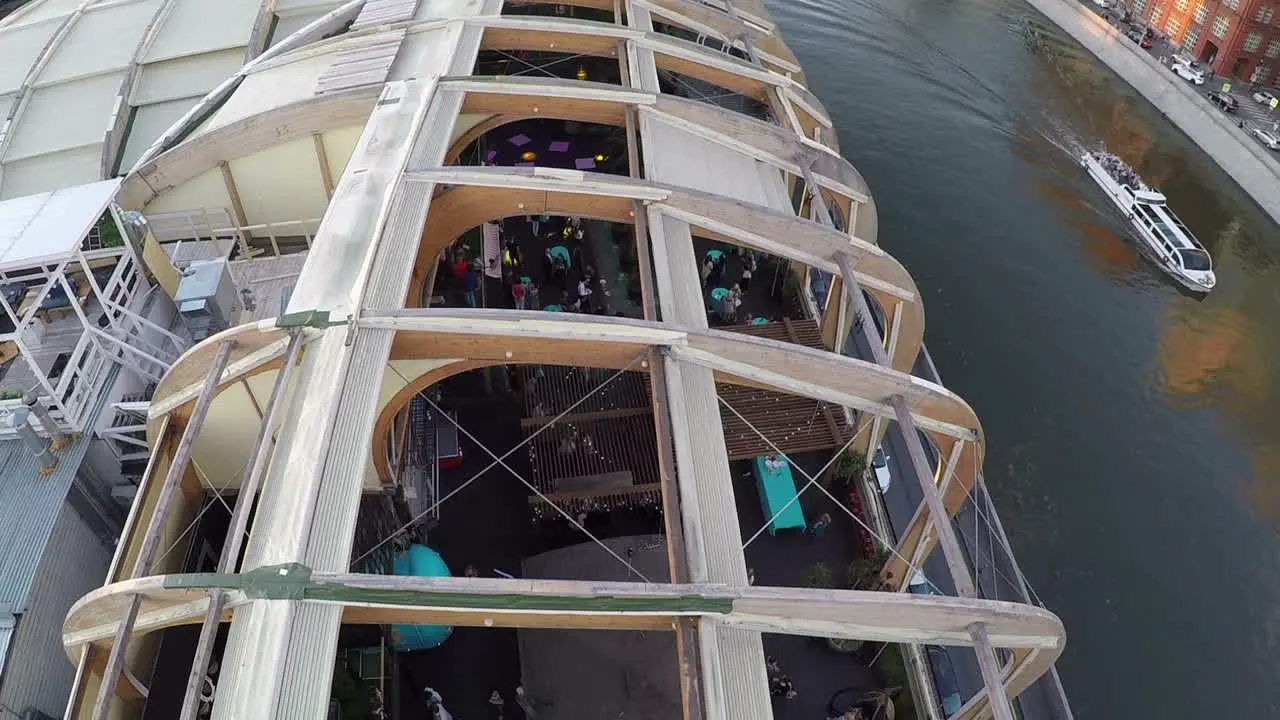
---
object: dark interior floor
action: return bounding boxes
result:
[395,368,664,718]
[731,450,882,720]
[692,235,797,326]
[394,371,528,719]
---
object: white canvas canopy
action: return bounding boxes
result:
[0,178,121,271]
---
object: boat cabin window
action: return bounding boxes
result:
[1178,249,1212,271]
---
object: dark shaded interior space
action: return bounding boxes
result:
[457,117,628,175]
[658,69,771,120]
[729,446,890,720]
[432,214,643,320]
[391,366,670,717]
[473,50,622,85]
[140,499,231,720]
[501,0,613,22]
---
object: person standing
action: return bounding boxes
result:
[527,281,541,310]
[701,258,713,286]
[740,263,752,292]
[808,512,832,538]
[462,268,479,308]
[424,686,453,720]
[512,281,527,310]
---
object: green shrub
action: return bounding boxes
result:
[801,562,833,589]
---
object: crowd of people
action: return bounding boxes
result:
[439,215,622,316]
[767,656,798,701]
[702,247,763,325]
[1092,151,1143,189]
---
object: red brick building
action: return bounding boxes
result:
[1134,0,1280,83]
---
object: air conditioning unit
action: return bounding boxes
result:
[175,259,242,341]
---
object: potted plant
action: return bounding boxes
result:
[801,562,833,589]
[837,450,868,481]
[847,549,891,591]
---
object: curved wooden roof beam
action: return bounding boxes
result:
[504,0,798,70]
[406,167,922,372]
[443,76,875,234]
[470,16,830,127]
[116,87,379,210]
[364,308,976,513]
[63,569,1065,681]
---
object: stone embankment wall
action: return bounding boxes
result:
[1024,0,1280,225]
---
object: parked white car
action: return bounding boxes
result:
[872,447,892,493]
[1253,90,1278,105]
[1250,126,1280,149]
[1173,62,1205,85]
[1092,0,1110,7]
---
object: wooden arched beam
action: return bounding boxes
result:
[63,570,1064,696]
[443,78,873,226]
[116,87,379,210]
[407,173,922,374]
[358,310,976,535]
[472,16,831,131]
[502,0,800,72]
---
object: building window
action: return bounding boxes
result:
[1224,0,1239,10]
[1134,0,1147,13]
[1194,4,1209,23]
[1184,25,1201,49]
[1255,5,1275,21]
[1252,63,1271,82]
[1267,39,1280,56]
[1244,31,1263,50]
[1151,5,1164,23]
[1212,15,1230,37]
[1166,17,1183,36]
[1176,0,1190,11]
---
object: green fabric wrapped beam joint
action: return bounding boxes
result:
[163,564,736,615]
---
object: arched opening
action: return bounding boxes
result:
[370,342,913,720]
[474,48,623,85]
[454,117,629,175]
[428,215,645,318]
[501,0,615,22]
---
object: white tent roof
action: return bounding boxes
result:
[0,177,120,269]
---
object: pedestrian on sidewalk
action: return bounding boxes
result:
[489,689,506,719]
[512,281,527,310]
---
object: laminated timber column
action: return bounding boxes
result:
[210,77,445,719]
[623,2,767,717]
[647,209,772,720]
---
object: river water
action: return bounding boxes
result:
[767,0,1280,716]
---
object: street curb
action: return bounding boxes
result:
[1024,0,1280,224]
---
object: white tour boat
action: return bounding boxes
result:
[1081,150,1216,292]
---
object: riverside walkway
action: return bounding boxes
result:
[1022,0,1280,224]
